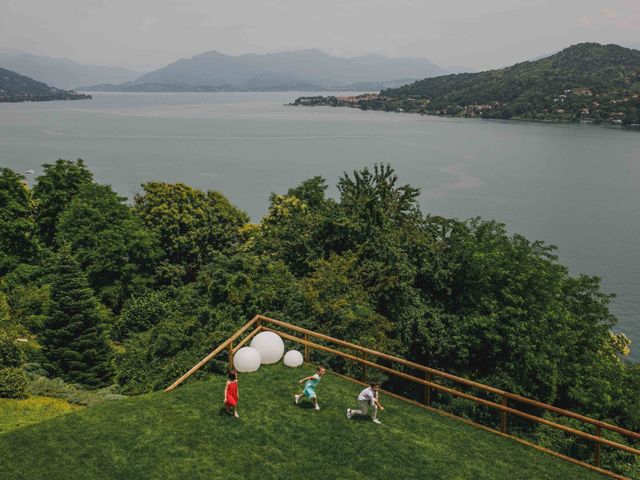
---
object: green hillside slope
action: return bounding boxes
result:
[0,365,604,480]
[378,43,640,124]
[0,67,90,102]
[293,43,640,126]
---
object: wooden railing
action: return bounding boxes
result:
[165,314,640,480]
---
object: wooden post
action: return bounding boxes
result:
[594,426,602,467]
[500,396,508,433]
[424,371,432,406]
[228,342,234,370]
[361,353,367,383]
[304,333,309,362]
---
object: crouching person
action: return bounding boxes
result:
[347,383,384,424]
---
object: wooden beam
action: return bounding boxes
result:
[232,326,262,353]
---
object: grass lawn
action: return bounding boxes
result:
[0,364,605,479]
[0,396,81,435]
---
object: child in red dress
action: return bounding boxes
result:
[224,369,239,418]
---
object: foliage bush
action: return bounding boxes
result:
[26,371,125,406]
[0,336,23,368]
[0,367,28,399]
[113,291,169,341]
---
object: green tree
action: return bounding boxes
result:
[337,164,421,235]
[1,263,52,334]
[41,246,112,387]
[32,159,93,246]
[0,324,28,399]
[0,168,37,275]
[57,183,160,311]
[0,335,22,369]
[301,253,394,351]
[134,183,248,283]
[115,252,308,394]
[113,290,169,341]
[251,182,332,276]
[0,368,27,399]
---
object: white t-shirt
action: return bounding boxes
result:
[358,387,377,403]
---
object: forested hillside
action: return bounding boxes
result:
[0,67,91,102]
[0,161,638,477]
[294,43,640,126]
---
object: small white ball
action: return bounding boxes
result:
[283,350,304,368]
[233,347,261,372]
[250,331,285,364]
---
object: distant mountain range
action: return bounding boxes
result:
[0,50,139,90]
[292,43,640,127]
[0,67,91,102]
[78,49,461,92]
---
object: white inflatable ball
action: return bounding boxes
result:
[250,331,285,364]
[233,347,261,372]
[283,350,304,368]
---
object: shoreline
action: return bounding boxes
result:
[289,97,639,132]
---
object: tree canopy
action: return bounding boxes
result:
[0,161,637,476]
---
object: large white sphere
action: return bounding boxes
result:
[250,331,285,364]
[283,350,304,368]
[233,347,261,372]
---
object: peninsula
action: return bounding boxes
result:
[291,43,640,127]
[0,67,91,102]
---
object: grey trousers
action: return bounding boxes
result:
[352,399,377,419]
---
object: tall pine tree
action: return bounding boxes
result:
[41,245,112,387]
[0,168,37,275]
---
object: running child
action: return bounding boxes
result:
[224,369,239,418]
[294,366,326,410]
[347,382,384,424]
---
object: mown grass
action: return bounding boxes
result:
[0,396,81,435]
[0,365,605,479]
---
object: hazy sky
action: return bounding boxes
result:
[2,0,639,71]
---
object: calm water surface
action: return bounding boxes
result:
[1,92,639,360]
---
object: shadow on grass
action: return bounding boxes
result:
[348,414,378,423]
[218,407,240,420]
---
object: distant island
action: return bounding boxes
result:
[291,43,640,127]
[0,67,91,102]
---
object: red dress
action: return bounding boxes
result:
[225,381,238,407]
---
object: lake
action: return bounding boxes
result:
[1,92,639,360]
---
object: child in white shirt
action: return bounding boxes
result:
[347,383,385,424]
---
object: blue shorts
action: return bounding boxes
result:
[303,386,317,399]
